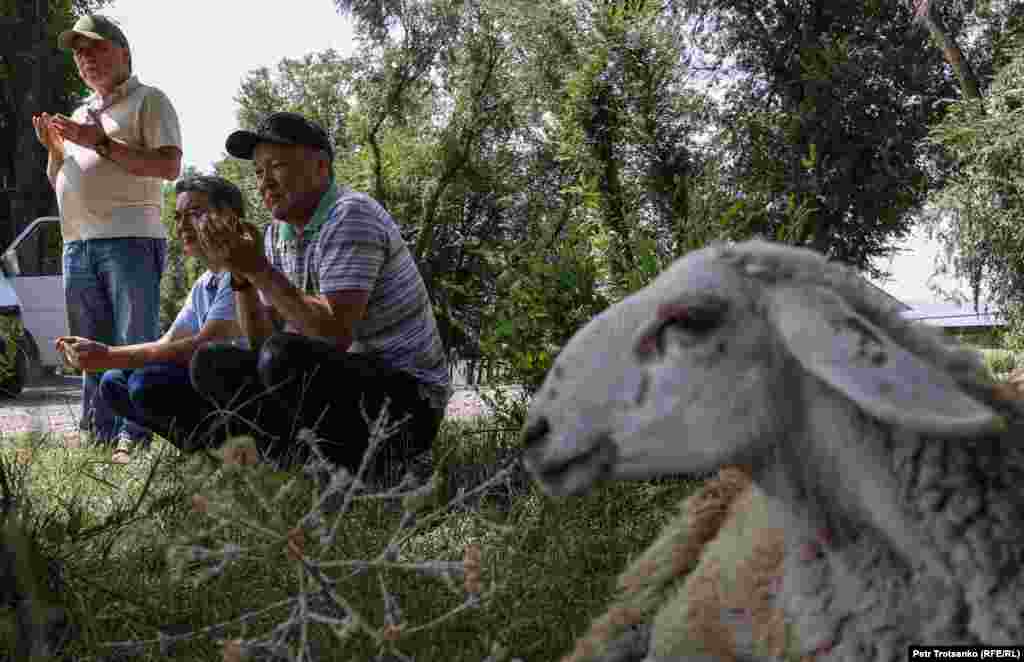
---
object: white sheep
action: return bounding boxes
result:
[521,239,1024,661]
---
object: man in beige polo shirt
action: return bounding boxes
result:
[32,14,182,453]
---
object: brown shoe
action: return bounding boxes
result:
[111,436,132,464]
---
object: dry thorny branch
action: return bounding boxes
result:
[100,396,524,662]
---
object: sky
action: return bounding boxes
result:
[871,223,976,306]
[99,0,357,174]
[95,0,971,307]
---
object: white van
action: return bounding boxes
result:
[0,217,68,396]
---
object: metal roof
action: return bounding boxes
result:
[899,302,1006,328]
[862,275,1002,329]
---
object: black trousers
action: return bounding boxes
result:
[189,332,443,475]
[98,362,226,452]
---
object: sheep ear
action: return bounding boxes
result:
[767,285,1002,436]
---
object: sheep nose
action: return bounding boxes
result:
[521,416,551,452]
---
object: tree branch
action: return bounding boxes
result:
[916,0,982,101]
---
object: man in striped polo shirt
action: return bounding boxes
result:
[190,112,450,475]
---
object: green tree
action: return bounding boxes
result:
[219,1,526,363]
[0,0,111,248]
[910,0,983,100]
[468,0,716,389]
[472,1,717,294]
[221,0,979,393]
[323,0,718,387]
[675,0,962,277]
[925,31,1024,345]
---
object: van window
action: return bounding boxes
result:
[13,221,62,277]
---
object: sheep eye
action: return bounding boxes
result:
[669,306,724,334]
[660,307,720,345]
[636,301,726,357]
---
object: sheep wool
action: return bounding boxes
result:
[646,469,809,662]
[565,467,816,662]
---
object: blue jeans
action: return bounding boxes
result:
[63,238,166,444]
[99,362,222,451]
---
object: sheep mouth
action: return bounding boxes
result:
[529,435,618,497]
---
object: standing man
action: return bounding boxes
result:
[191,112,450,477]
[56,176,248,459]
[31,15,182,453]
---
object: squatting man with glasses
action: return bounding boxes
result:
[189,112,451,477]
[55,176,251,460]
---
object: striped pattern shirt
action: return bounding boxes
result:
[261,184,451,410]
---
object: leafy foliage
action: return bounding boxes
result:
[210,0,1005,388]
[479,219,611,398]
[0,0,113,246]
[676,0,962,278]
[926,30,1024,346]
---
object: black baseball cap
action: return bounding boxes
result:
[225,112,334,162]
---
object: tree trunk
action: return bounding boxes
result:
[926,19,982,101]
[916,0,983,101]
[595,124,635,283]
[3,0,61,249]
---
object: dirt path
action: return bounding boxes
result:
[0,373,83,442]
[0,375,510,441]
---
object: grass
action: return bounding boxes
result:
[0,411,703,661]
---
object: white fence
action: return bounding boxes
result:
[448,358,515,389]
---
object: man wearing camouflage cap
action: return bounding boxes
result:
[31,14,182,454]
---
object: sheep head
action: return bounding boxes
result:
[521,239,1005,499]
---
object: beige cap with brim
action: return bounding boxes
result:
[58,14,130,51]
